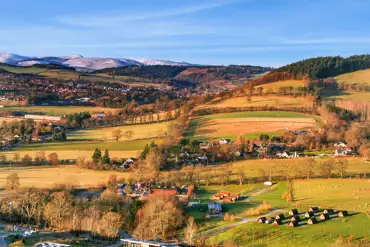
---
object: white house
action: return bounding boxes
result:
[264,181,273,186]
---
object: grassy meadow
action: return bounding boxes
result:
[256,80,307,92]
[187,111,319,141]
[2,106,120,116]
[196,95,313,111]
[336,69,370,84]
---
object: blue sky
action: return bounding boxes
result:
[1,0,370,66]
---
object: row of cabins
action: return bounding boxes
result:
[258,207,349,227]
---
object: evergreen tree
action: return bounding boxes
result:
[92,148,102,164]
[102,149,110,164]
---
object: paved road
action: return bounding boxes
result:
[0,231,9,247]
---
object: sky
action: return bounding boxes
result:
[1,0,370,67]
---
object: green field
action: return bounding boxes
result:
[294,179,370,212]
[1,106,120,116]
[187,111,320,141]
[204,180,370,247]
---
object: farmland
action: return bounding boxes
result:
[336,69,370,84]
[1,106,120,116]
[256,80,307,93]
[323,91,370,102]
[0,165,128,189]
[187,111,319,141]
[195,95,313,111]
[6,121,172,160]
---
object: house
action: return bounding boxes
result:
[219,138,231,145]
[257,217,267,224]
[289,221,298,227]
[307,217,318,224]
[309,207,319,213]
[319,214,330,220]
[121,158,134,168]
[290,215,300,222]
[93,113,106,119]
[338,211,349,217]
[210,194,224,200]
[121,238,182,247]
[324,209,334,214]
[275,214,285,220]
[334,142,347,148]
[304,212,314,218]
[289,209,299,216]
[208,201,222,214]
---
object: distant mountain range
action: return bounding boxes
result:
[0,53,194,70]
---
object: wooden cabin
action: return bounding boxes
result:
[273,219,282,225]
[304,212,314,218]
[324,209,334,214]
[257,217,267,224]
[307,217,318,224]
[289,209,299,216]
[309,207,319,213]
[320,213,330,220]
[289,221,298,227]
[290,215,300,222]
[275,214,285,220]
[338,211,349,217]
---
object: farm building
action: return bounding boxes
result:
[320,214,330,220]
[304,212,314,218]
[257,217,267,224]
[289,221,298,227]
[307,217,318,224]
[275,214,285,220]
[208,201,222,214]
[338,211,349,217]
[211,194,224,200]
[273,219,282,226]
[324,209,334,214]
[25,114,62,121]
[290,215,300,222]
[309,207,319,213]
[289,209,299,216]
[121,238,182,247]
[150,189,177,196]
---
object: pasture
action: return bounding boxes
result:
[187,111,318,141]
[293,179,370,212]
[256,80,307,93]
[336,69,370,84]
[196,95,313,110]
[2,106,120,116]
[0,165,128,189]
[324,91,370,102]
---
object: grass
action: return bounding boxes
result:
[7,121,171,159]
[196,95,313,110]
[207,213,370,247]
[323,91,370,102]
[256,80,307,93]
[336,69,370,84]
[0,165,130,188]
[1,106,120,116]
[294,179,370,212]
[187,111,320,141]
[68,121,172,141]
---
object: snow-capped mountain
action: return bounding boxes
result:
[0,53,193,70]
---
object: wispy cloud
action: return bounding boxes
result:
[280,37,370,45]
[56,0,240,27]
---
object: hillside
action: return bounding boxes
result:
[336,68,370,84]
